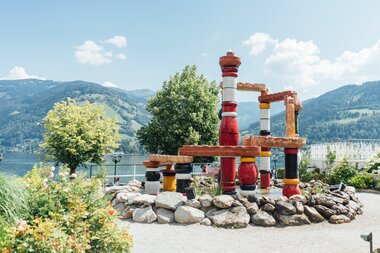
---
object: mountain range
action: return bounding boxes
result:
[243,80,380,144]
[0,79,151,153]
[1,79,379,153]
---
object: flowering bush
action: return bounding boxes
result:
[366,152,380,173]
[1,165,132,253]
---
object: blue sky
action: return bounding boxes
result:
[1,1,380,101]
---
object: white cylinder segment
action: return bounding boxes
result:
[260,157,270,172]
[260,119,270,131]
[223,88,236,102]
[222,112,237,117]
[222,76,237,88]
[145,181,161,195]
[260,108,270,131]
[222,76,237,102]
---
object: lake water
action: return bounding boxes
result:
[0,152,285,184]
[0,153,148,181]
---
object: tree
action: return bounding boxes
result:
[137,65,219,161]
[40,98,120,174]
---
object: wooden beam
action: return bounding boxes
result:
[243,136,306,148]
[178,145,261,157]
[258,90,296,103]
[237,82,267,92]
[219,82,267,92]
[149,154,193,164]
[285,96,296,137]
[143,160,173,168]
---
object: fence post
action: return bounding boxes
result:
[133,165,136,180]
[89,165,93,178]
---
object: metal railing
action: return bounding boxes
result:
[87,163,218,184]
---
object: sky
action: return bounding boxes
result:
[1,1,380,101]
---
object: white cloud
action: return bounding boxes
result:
[242,33,278,56]
[115,53,126,60]
[106,35,127,48]
[0,66,44,80]
[75,40,112,65]
[201,53,208,57]
[102,81,118,88]
[243,33,380,98]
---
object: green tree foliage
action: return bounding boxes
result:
[40,98,120,174]
[137,65,219,160]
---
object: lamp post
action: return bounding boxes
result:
[360,232,373,253]
[271,152,283,179]
[111,152,123,184]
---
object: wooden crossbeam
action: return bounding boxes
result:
[258,91,302,111]
[243,136,306,148]
[178,145,261,157]
[237,82,267,92]
[258,90,296,103]
[143,160,173,168]
[219,82,267,92]
[149,154,193,164]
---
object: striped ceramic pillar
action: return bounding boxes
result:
[283,148,301,197]
[145,167,161,195]
[219,51,241,195]
[175,163,193,194]
[238,157,258,196]
[259,102,271,191]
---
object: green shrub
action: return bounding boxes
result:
[0,173,30,223]
[276,168,285,179]
[301,172,328,183]
[6,165,133,253]
[328,159,357,184]
[348,173,376,189]
[0,216,12,251]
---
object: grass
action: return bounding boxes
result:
[0,173,30,223]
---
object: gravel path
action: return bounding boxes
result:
[121,193,380,253]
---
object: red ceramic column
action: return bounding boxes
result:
[283,148,301,197]
[219,52,241,195]
[238,157,258,196]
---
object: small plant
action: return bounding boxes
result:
[191,166,221,196]
[328,158,357,185]
[0,173,30,223]
[348,173,376,189]
[276,168,285,179]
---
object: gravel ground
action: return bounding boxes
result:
[120,193,380,253]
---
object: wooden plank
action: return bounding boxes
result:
[237,82,267,92]
[149,154,193,164]
[258,90,296,103]
[285,96,296,137]
[143,160,173,168]
[243,136,306,148]
[178,145,261,157]
[219,82,267,92]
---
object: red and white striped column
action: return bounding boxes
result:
[259,102,271,192]
[219,51,241,195]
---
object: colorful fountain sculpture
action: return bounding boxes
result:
[143,51,306,198]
